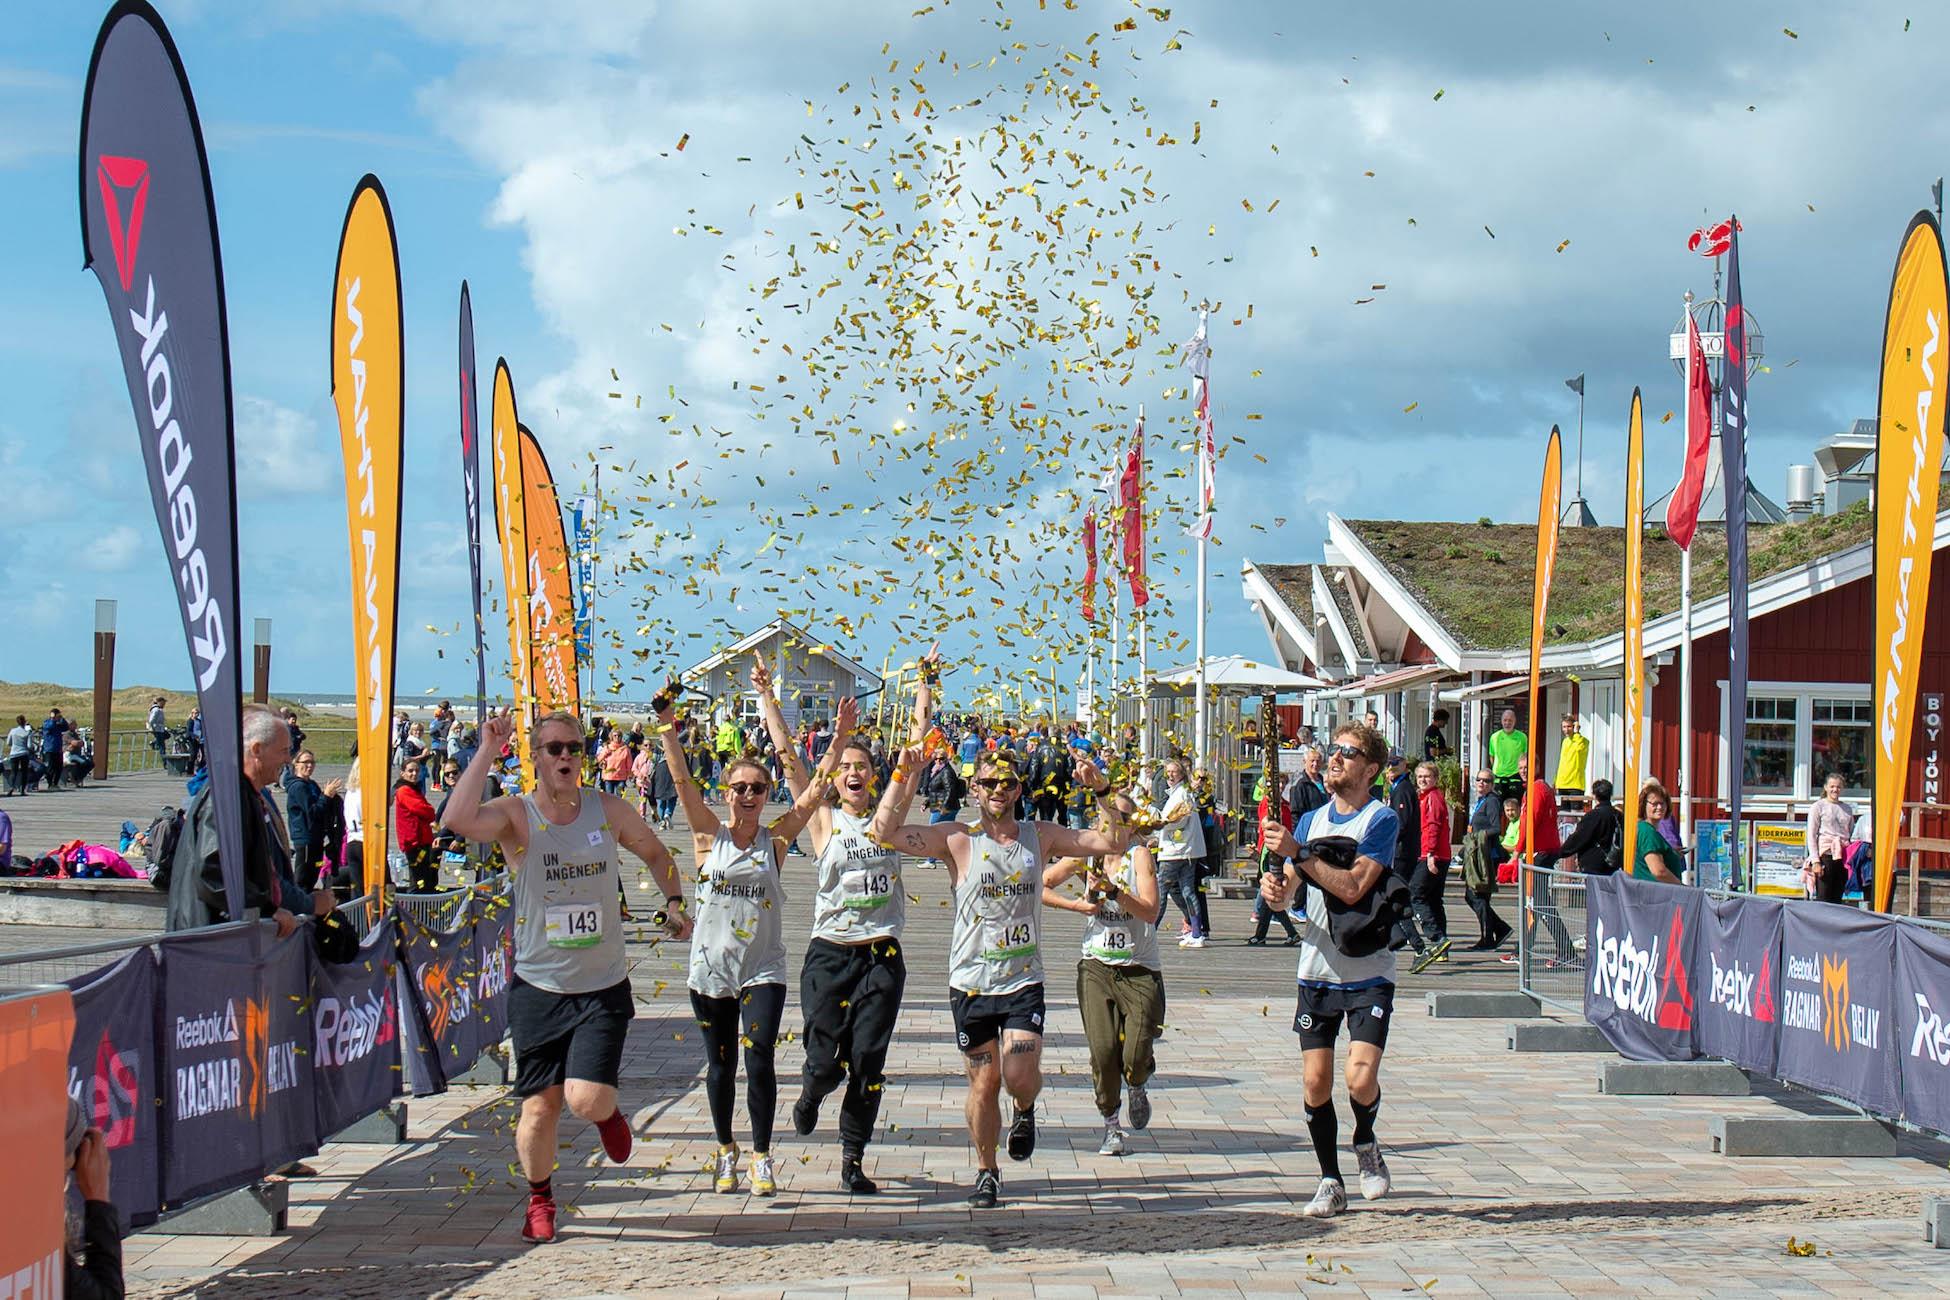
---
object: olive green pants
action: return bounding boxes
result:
[1075,958,1165,1117]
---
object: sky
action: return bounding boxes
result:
[2,1,1945,707]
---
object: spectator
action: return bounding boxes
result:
[396,758,439,892]
[1029,731,1070,824]
[39,707,72,792]
[650,745,679,829]
[165,705,301,934]
[632,740,657,818]
[1803,772,1855,902]
[1412,762,1451,953]
[5,714,31,796]
[1509,756,1560,864]
[432,760,471,879]
[0,801,10,866]
[62,733,93,788]
[1632,782,1683,884]
[338,763,366,893]
[1459,769,1512,950]
[921,749,966,824]
[1192,770,1222,936]
[184,705,204,775]
[1422,708,1452,761]
[401,722,430,786]
[147,696,169,757]
[1554,713,1589,808]
[1487,708,1526,801]
[450,724,479,773]
[1155,759,1207,948]
[1287,745,1329,824]
[64,1098,123,1300]
[392,709,411,754]
[429,701,455,779]
[599,731,633,795]
[1554,779,1623,874]
[281,708,306,756]
[283,751,344,889]
[1385,753,1435,965]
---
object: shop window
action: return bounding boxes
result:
[1741,695,1796,794]
[1810,697,1872,796]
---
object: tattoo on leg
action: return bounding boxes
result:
[1006,1039,1039,1055]
[966,1050,994,1066]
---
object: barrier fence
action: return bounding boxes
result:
[0,878,511,1229]
[1520,863,1950,1139]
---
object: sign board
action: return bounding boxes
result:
[1921,692,1945,806]
[0,987,73,1295]
[1751,822,1805,897]
[1693,819,1734,891]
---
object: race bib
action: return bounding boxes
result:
[840,866,893,912]
[1089,929,1133,961]
[545,903,603,949]
[983,917,1037,963]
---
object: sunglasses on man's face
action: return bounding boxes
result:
[1325,743,1366,763]
[974,776,1021,792]
[728,781,770,798]
[538,741,579,758]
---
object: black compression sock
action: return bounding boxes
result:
[1304,1101,1341,1182]
[528,1177,553,1200]
[1350,1092,1380,1147]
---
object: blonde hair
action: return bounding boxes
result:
[532,710,585,744]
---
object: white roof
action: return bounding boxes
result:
[680,618,882,689]
[1148,655,1324,696]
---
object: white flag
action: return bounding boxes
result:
[1180,314,1216,541]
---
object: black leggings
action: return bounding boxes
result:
[690,982,787,1152]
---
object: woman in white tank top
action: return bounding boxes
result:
[657,690,846,1198]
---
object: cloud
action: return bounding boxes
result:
[236,395,338,496]
[74,525,145,574]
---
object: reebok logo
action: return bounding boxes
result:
[96,154,149,291]
[1912,991,1950,1066]
[1708,950,1774,1023]
[1590,906,1693,1031]
[1785,949,1880,1053]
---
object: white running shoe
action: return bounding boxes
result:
[1177,934,1194,947]
[713,1144,740,1193]
[750,1152,777,1197]
[1127,1084,1152,1131]
[1183,935,1207,948]
[1098,1122,1126,1156]
[1301,1176,1347,1218]
[1354,1141,1391,1200]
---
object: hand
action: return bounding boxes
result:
[662,905,695,941]
[272,908,298,939]
[1260,815,1299,861]
[897,743,924,771]
[311,888,337,919]
[1073,758,1108,794]
[324,778,347,797]
[74,1128,111,1203]
[1258,863,1293,909]
[479,713,513,756]
[835,696,860,737]
[750,657,772,694]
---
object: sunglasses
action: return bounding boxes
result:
[1325,743,1367,762]
[539,741,580,758]
[974,776,1021,792]
[728,781,770,798]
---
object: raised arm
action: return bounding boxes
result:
[907,641,940,744]
[656,695,719,838]
[872,742,958,860]
[771,697,854,845]
[439,713,521,846]
[750,657,811,797]
[1124,841,1163,925]
[1037,758,1128,859]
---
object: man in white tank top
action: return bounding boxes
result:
[878,745,1128,1209]
[440,710,693,1245]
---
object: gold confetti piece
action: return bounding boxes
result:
[1557,239,1572,252]
[676,131,690,151]
[1403,401,1419,413]
[1785,1237,1817,1256]
[1783,26,1798,37]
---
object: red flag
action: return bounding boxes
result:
[1120,414,1148,607]
[1081,505,1098,621]
[1666,310,1713,550]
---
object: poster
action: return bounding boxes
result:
[1584,872,1700,1062]
[1693,893,1783,1075]
[1693,819,1734,892]
[65,948,162,1225]
[1751,823,1805,897]
[1777,904,1901,1115]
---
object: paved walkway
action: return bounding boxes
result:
[123,981,1950,1297]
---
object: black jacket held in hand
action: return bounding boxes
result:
[165,775,285,931]
[1300,834,1412,959]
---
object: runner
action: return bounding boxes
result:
[1256,721,1400,1220]
[439,710,694,1246]
[751,651,932,1195]
[876,744,1126,1208]
[657,690,847,1198]
[1043,791,1164,1157]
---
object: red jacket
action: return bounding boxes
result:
[1418,787,1452,860]
[1512,779,1560,860]
[394,781,436,853]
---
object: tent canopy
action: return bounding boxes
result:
[1148,655,1324,697]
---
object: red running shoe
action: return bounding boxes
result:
[521,1192,557,1244]
[595,1109,634,1164]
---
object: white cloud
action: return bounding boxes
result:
[75,525,145,573]
[236,395,338,496]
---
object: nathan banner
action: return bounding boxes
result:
[80,1,248,919]
[312,916,403,1139]
[0,987,73,1295]
[1777,905,1900,1116]
[1526,427,1562,839]
[1584,872,1699,1062]
[160,927,318,1203]
[1622,391,1646,874]
[460,283,488,730]
[519,424,581,720]
[330,175,406,897]
[1894,921,1950,1134]
[491,359,533,787]
[65,948,163,1225]
[397,908,492,1085]
[1692,893,1783,1075]
[1873,213,1950,912]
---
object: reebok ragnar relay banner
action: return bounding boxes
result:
[330,176,405,898]
[80,0,248,920]
[518,424,581,721]
[1622,392,1646,875]
[491,359,534,787]
[1872,213,1950,912]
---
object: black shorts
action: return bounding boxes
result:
[950,983,1046,1053]
[509,977,635,1097]
[1292,982,1395,1053]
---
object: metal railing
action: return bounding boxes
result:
[0,919,258,991]
[1515,865,1588,1014]
[393,873,509,933]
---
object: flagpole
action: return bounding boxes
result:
[1192,307,1211,776]
[1678,291,1696,859]
[1137,402,1151,765]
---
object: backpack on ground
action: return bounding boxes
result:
[144,805,186,891]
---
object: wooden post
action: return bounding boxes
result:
[1908,803,1922,917]
[91,600,115,782]
[252,618,272,705]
